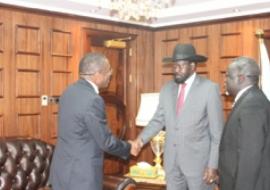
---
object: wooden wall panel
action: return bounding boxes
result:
[0,11,78,142]
[16,25,40,54]
[51,72,71,96]
[218,22,243,118]
[0,10,10,137]
[47,19,76,143]
[52,57,69,71]
[16,54,40,69]
[0,70,3,98]
[16,71,40,97]
[242,20,257,57]
[220,34,242,58]
[219,71,234,118]
[191,31,208,61]
[154,31,166,89]
[160,30,179,87]
[0,116,3,137]
[126,28,138,141]
[16,98,41,138]
[51,30,72,56]
[16,98,40,113]
[50,113,58,140]
[190,26,209,77]
[0,99,3,115]
[14,23,42,138]
[17,114,40,138]
[191,37,208,56]
[0,23,3,52]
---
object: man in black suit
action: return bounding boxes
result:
[219,56,270,190]
[49,53,134,190]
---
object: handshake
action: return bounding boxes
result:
[128,138,144,156]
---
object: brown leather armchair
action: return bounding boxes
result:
[103,175,136,190]
[0,138,53,190]
[0,138,136,190]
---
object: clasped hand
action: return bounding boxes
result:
[128,138,143,156]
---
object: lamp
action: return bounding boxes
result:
[136,93,159,126]
[110,0,175,23]
[136,93,165,178]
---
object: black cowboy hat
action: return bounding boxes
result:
[163,44,207,63]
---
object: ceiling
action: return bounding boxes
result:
[1,0,270,28]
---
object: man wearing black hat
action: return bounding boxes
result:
[133,44,224,190]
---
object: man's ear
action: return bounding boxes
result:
[89,73,97,82]
[238,74,245,83]
[190,62,196,70]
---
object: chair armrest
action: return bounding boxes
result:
[103,175,136,190]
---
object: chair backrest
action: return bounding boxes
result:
[0,138,54,190]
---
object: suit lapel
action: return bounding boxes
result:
[223,86,255,137]
[78,79,96,94]
[172,82,179,115]
[227,86,254,118]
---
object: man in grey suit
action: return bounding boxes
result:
[49,53,133,190]
[219,56,270,190]
[134,44,224,190]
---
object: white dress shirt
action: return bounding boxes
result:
[86,79,99,94]
[233,85,253,107]
[178,73,196,101]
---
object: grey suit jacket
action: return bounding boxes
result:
[219,86,270,190]
[139,75,224,176]
[49,79,130,190]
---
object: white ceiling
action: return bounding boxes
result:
[1,0,270,28]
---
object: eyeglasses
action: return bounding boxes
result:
[80,67,113,76]
[79,72,95,76]
[103,67,113,76]
[225,73,257,79]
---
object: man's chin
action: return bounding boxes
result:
[174,78,185,84]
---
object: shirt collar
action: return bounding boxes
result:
[86,79,99,94]
[234,85,253,104]
[177,73,196,97]
[185,72,196,86]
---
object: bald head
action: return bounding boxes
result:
[79,53,109,76]
[79,52,112,89]
[226,56,260,96]
[229,56,260,84]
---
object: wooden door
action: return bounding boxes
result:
[0,9,11,137]
[8,12,47,139]
[82,29,131,174]
[46,18,76,144]
[0,10,76,143]
[93,46,128,175]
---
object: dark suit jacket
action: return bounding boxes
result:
[49,79,130,190]
[219,86,270,190]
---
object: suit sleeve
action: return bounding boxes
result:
[84,96,130,160]
[138,92,166,145]
[234,105,267,190]
[207,83,224,169]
